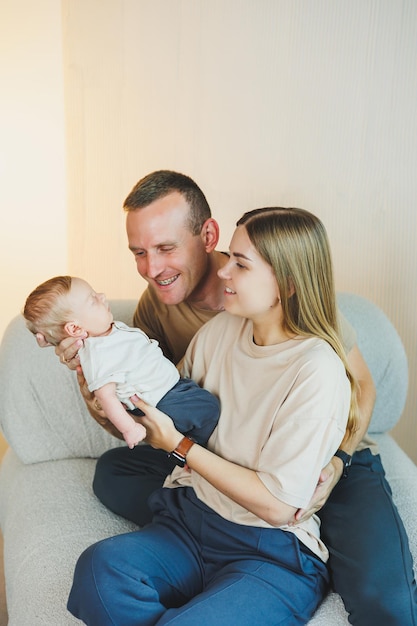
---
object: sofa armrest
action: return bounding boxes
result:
[0,300,137,464]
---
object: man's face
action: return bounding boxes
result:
[126,191,209,305]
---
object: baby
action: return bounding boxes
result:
[23,276,219,449]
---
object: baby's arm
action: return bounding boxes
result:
[93,383,146,449]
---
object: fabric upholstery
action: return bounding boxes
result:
[0,296,415,626]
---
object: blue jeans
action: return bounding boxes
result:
[93,447,417,625]
[68,487,329,626]
[317,449,417,626]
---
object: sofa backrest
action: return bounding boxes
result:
[337,293,408,433]
[0,294,408,464]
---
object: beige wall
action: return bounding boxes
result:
[1,1,416,462]
[0,0,67,454]
[0,0,67,332]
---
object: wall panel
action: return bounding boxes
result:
[63,0,417,462]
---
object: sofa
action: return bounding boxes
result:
[0,294,416,625]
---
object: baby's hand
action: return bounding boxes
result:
[123,422,147,449]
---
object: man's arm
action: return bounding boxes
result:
[334,344,376,457]
[291,344,376,524]
[76,370,125,440]
[37,333,128,441]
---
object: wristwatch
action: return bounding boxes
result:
[334,449,352,478]
[168,436,195,467]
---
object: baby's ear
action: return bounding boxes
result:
[64,321,86,338]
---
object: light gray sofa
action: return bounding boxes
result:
[0,295,416,625]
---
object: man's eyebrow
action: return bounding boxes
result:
[128,242,177,252]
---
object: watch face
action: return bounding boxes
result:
[171,451,186,467]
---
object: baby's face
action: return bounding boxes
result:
[67,278,113,337]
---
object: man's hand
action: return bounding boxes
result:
[35,332,52,348]
[55,336,86,370]
[289,457,344,525]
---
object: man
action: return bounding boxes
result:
[57,170,416,625]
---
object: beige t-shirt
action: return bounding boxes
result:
[134,287,223,365]
[164,311,351,561]
[135,286,376,453]
[135,286,357,363]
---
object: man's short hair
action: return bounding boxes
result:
[123,170,211,235]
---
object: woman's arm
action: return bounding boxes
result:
[133,397,297,527]
[292,344,376,523]
[183,443,297,526]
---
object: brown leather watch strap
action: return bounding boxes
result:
[174,436,195,459]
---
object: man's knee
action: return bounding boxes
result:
[341,573,417,626]
[92,448,117,502]
[92,446,174,525]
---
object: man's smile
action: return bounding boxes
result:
[155,275,179,286]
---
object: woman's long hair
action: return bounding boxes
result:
[237,207,359,439]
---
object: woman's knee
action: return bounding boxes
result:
[67,542,107,622]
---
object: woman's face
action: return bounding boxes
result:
[218,225,281,322]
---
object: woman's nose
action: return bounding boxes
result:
[217,261,231,280]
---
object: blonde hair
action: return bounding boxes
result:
[23,276,74,345]
[237,207,359,440]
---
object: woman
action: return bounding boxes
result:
[68,207,358,625]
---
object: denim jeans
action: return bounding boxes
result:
[68,487,329,626]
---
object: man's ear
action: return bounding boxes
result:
[201,218,220,253]
[64,321,86,338]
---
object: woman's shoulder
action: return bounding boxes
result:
[296,337,346,381]
[187,312,245,357]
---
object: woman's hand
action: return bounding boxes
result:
[130,396,182,453]
[289,459,342,525]
[55,335,87,370]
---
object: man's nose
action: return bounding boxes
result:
[142,253,164,278]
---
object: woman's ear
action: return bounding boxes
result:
[200,218,220,253]
[287,278,296,297]
[64,321,86,338]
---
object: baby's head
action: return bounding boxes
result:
[23,276,113,345]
